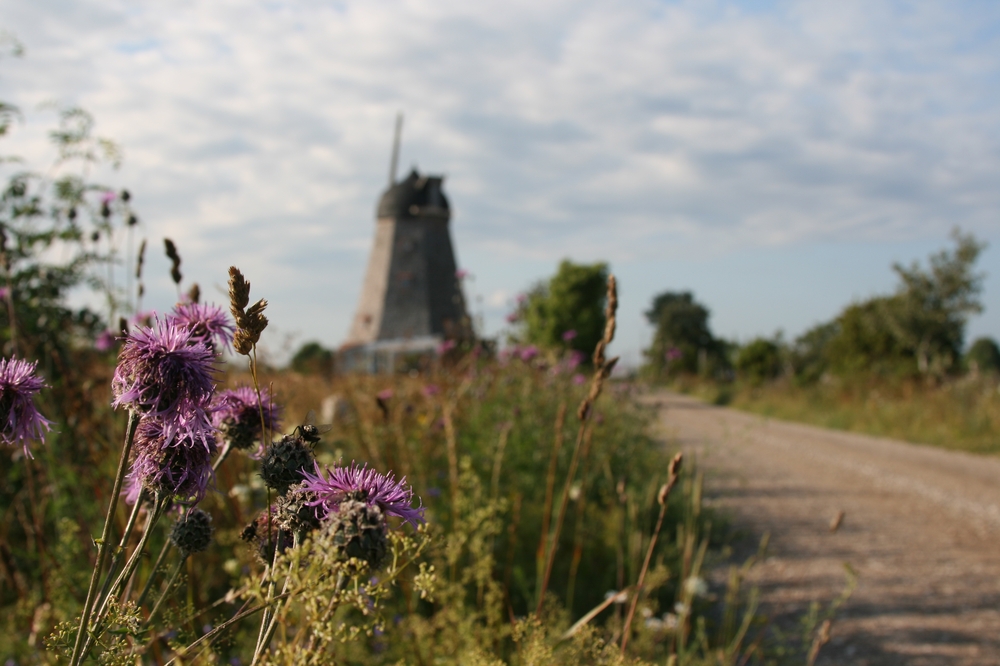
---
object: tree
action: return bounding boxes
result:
[517,260,608,357]
[643,291,725,376]
[884,229,985,375]
[291,341,335,376]
[734,337,783,385]
[966,337,1000,374]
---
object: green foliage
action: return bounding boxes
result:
[516,260,608,356]
[734,338,783,385]
[791,230,985,384]
[643,291,726,378]
[290,340,334,376]
[965,337,1000,374]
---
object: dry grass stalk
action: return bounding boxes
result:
[228,266,269,356]
[537,274,618,616]
[536,402,567,572]
[163,238,182,286]
[806,619,832,666]
[621,452,683,654]
[829,510,845,533]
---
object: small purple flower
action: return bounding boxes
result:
[455,269,469,279]
[516,293,527,304]
[421,384,440,397]
[95,329,117,352]
[562,329,577,342]
[211,386,281,455]
[376,388,394,401]
[168,302,235,352]
[112,318,217,420]
[436,339,456,355]
[567,350,586,371]
[126,414,218,503]
[572,373,587,386]
[505,312,519,324]
[0,357,53,457]
[101,190,117,204]
[0,286,9,301]
[301,462,425,529]
[665,346,684,362]
[519,345,539,362]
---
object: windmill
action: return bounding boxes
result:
[340,115,472,372]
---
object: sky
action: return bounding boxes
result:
[2,0,999,367]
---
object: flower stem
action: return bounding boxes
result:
[69,410,140,666]
[134,536,173,611]
[143,554,186,628]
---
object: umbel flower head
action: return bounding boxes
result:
[112,318,217,419]
[0,357,53,457]
[301,462,425,529]
[168,302,235,352]
[170,508,214,555]
[125,414,218,504]
[211,386,282,455]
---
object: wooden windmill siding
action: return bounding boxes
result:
[341,122,471,372]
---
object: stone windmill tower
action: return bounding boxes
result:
[341,116,471,371]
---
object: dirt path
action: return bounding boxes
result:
[648,391,1000,666]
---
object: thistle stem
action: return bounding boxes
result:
[143,554,186,628]
[135,536,172,610]
[69,410,140,666]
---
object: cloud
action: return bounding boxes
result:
[1,0,999,357]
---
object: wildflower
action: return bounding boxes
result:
[0,357,53,457]
[169,508,214,555]
[505,312,519,324]
[455,269,469,279]
[0,286,9,301]
[375,388,394,401]
[519,345,539,362]
[561,329,577,342]
[301,462,424,529]
[436,339,456,355]
[94,330,117,352]
[112,318,217,420]
[421,384,440,397]
[126,414,218,503]
[211,386,281,455]
[274,482,322,534]
[168,302,235,352]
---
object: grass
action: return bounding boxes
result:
[675,373,1000,455]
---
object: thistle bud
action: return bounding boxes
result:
[170,508,214,555]
[260,435,315,495]
[327,497,388,570]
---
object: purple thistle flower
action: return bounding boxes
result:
[168,302,235,352]
[519,345,539,362]
[211,386,281,455]
[301,462,425,529]
[94,329,118,352]
[125,414,218,503]
[562,329,577,342]
[0,357,53,457]
[112,318,217,420]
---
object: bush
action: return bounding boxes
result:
[643,291,728,378]
[290,340,334,376]
[966,337,1000,374]
[735,337,783,385]
[515,260,608,357]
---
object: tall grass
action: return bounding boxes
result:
[699,374,1000,454]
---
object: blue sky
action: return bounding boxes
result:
[2,0,999,366]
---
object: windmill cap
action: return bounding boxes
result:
[377,169,450,220]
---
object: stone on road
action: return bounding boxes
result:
[651,391,1000,666]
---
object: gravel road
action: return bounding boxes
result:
[649,391,1000,665]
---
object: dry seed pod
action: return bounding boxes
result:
[164,238,182,285]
